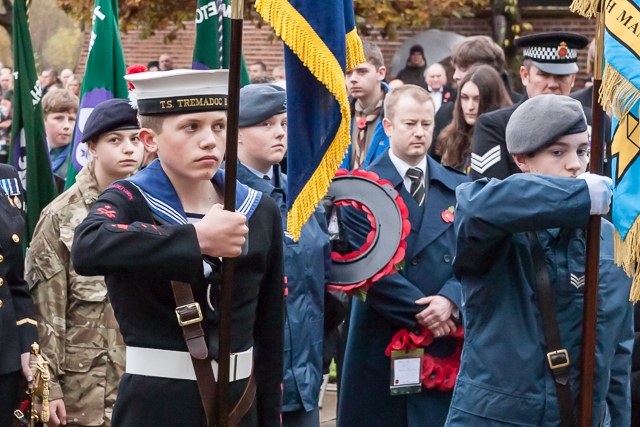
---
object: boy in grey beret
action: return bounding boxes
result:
[446,95,633,426]
[236,83,330,427]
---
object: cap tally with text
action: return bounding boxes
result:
[81,98,140,143]
[505,94,588,155]
[514,32,589,75]
[124,69,229,115]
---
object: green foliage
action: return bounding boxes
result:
[56,0,491,42]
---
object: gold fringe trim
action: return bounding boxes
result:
[599,63,640,120]
[614,222,640,302]
[346,28,365,72]
[255,0,357,240]
[569,0,600,17]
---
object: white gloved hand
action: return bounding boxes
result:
[577,172,613,215]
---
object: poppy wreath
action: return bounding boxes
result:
[328,168,411,296]
[385,326,464,391]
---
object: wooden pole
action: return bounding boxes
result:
[578,11,605,427]
[218,1,244,426]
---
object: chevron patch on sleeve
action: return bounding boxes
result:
[470,145,501,174]
[570,273,585,289]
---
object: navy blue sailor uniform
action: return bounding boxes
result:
[72,160,285,427]
[337,151,469,427]
[0,164,38,426]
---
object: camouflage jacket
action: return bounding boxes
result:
[27,160,124,427]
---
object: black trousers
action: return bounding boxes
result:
[0,370,20,427]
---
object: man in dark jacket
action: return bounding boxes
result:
[338,85,468,427]
[395,45,428,87]
[0,163,36,426]
[237,83,331,427]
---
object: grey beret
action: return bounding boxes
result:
[82,98,139,143]
[505,95,587,155]
[239,84,286,127]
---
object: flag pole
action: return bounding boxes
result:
[218,0,244,425]
[578,11,605,427]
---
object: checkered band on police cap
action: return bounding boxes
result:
[522,46,578,63]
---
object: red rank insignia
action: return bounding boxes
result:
[441,206,454,223]
[557,42,568,58]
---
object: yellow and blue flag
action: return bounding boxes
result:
[604,0,640,300]
[572,0,640,300]
[255,0,364,240]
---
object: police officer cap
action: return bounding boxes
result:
[506,95,587,155]
[125,69,229,115]
[515,32,589,75]
[239,84,287,128]
[81,98,140,143]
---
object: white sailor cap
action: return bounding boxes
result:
[515,32,589,75]
[124,69,229,115]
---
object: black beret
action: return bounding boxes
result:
[239,84,287,128]
[506,95,588,155]
[514,32,589,75]
[81,98,139,143]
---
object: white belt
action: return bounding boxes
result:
[126,346,253,382]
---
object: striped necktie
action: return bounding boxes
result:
[406,167,426,207]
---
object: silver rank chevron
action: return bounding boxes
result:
[570,274,585,289]
[471,145,501,174]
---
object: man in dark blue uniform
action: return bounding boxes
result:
[73,70,285,427]
[0,163,37,426]
[469,32,602,180]
[338,85,469,427]
[470,33,611,179]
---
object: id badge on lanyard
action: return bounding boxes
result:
[390,348,423,395]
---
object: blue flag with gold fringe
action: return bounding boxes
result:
[255,0,364,240]
[572,0,640,300]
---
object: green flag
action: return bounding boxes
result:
[192,0,251,86]
[65,0,128,188]
[9,0,57,244]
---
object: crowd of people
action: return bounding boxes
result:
[0,31,638,427]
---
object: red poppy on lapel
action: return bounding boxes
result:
[442,206,455,223]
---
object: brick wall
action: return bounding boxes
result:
[76,11,596,88]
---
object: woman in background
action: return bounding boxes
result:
[436,65,511,172]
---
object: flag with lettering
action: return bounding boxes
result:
[192,0,250,86]
[571,0,640,300]
[9,0,57,244]
[255,0,364,240]
[65,0,128,188]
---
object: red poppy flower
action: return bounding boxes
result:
[423,362,445,388]
[357,117,367,129]
[442,210,454,223]
[444,92,451,99]
[421,355,435,381]
[437,362,459,391]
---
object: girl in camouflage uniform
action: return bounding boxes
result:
[26,99,144,427]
